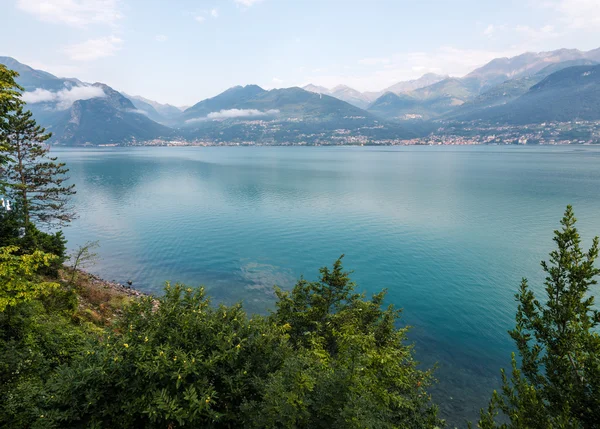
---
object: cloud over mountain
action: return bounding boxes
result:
[207,108,279,119]
[21,85,106,109]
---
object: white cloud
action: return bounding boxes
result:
[195,15,206,23]
[155,34,168,42]
[207,108,279,119]
[272,77,284,85]
[21,85,106,109]
[16,0,122,27]
[21,88,56,104]
[186,108,280,123]
[63,36,123,61]
[234,0,264,6]
[550,0,600,29]
[211,8,219,18]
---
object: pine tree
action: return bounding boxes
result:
[0,64,22,122]
[2,106,75,228]
[0,64,23,189]
[478,206,600,428]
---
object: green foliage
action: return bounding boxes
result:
[0,63,69,272]
[0,64,22,127]
[0,64,23,183]
[5,259,442,428]
[1,105,76,228]
[478,206,600,428]
[37,283,290,428]
[0,283,88,427]
[0,246,60,312]
[264,256,441,428]
[17,226,67,274]
[67,240,99,285]
[0,206,67,274]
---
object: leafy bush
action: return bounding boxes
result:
[0,207,67,274]
[26,258,441,428]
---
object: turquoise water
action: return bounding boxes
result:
[55,145,600,425]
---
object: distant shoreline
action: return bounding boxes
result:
[50,141,600,149]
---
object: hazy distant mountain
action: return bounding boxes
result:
[368,77,480,120]
[120,94,164,123]
[445,59,599,120]
[535,58,598,77]
[302,84,372,108]
[182,84,376,124]
[465,48,600,90]
[328,85,372,109]
[367,48,600,121]
[303,84,330,94]
[457,65,600,124]
[122,93,183,124]
[382,73,448,95]
[179,84,418,142]
[181,85,268,121]
[367,93,421,120]
[0,56,78,92]
[0,57,172,145]
[54,89,172,145]
[302,73,448,108]
[3,47,600,145]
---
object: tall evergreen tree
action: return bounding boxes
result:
[2,106,75,228]
[0,64,22,122]
[478,206,600,428]
[0,64,23,187]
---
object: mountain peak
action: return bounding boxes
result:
[382,73,449,95]
[226,84,265,91]
[464,47,599,89]
[302,84,330,93]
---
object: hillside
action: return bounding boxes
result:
[368,77,480,120]
[179,85,417,143]
[0,56,77,92]
[460,65,600,124]
[301,84,373,108]
[444,59,599,120]
[180,85,268,122]
[123,93,183,124]
[302,73,448,108]
[53,92,173,145]
[464,48,598,90]
[383,73,449,95]
[181,85,380,124]
[0,57,173,145]
[3,48,600,145]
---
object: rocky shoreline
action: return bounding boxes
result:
[76,270,148,298]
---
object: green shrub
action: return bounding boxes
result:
[32,259,441,428]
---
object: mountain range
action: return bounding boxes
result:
[302,73,448,109]
[1,46,600,146]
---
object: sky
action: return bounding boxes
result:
[1,0,599,106]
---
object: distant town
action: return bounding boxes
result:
[97,119,600,147]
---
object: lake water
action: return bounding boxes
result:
[54,145,600,426]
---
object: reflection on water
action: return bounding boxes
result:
[55,145,600,425]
